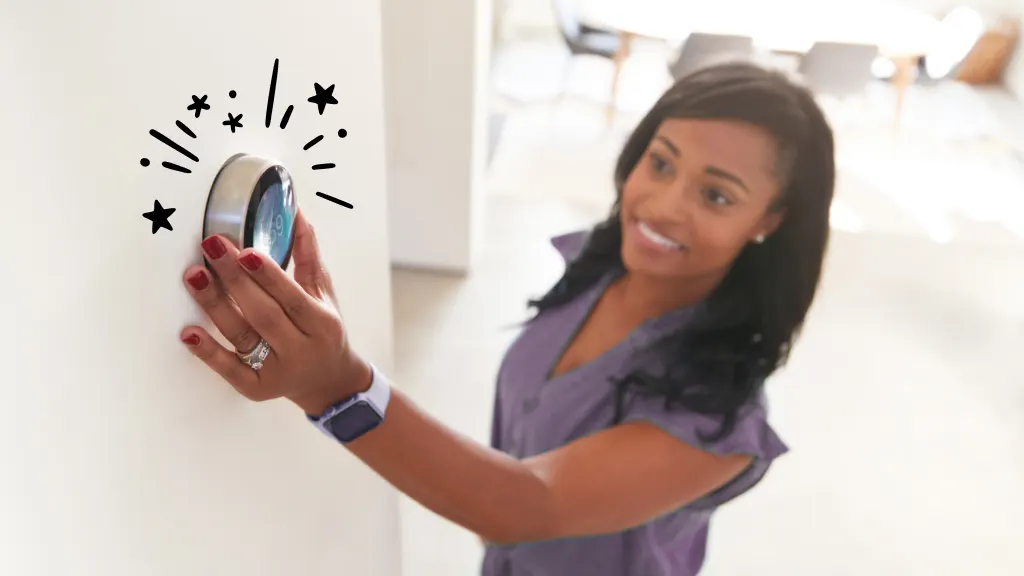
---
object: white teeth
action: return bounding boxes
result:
[637,221,682,250]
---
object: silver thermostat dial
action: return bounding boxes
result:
[203,153,298,269]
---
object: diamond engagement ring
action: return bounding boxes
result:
[236,338,271,371]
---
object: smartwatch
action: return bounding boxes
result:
[308,364,391,444]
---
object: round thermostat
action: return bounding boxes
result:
[203,153,298,269]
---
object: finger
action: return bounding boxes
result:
[291,209,334,297]
[234,248,324,336]
[183,266,263,354]
[180,326,261,398]
[201,235,301,349]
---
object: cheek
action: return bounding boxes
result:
[689,212,756,263]
[621,160,661,203]
[619,177,644,210]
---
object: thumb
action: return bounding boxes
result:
[291,208,333,297]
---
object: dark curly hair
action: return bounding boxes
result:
[529,61,836,442]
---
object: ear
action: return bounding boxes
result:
[757,208,786,241]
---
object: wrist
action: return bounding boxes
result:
[290,355,374,416]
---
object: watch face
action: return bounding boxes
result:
[253,180,295,267]
[327,401,383,442]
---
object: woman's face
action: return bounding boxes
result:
[619,117,786,282]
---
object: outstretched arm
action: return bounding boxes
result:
[328,374,752,545]
[180,210,752,546]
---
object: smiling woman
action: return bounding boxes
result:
[620,121,786,281]
[180,60,836,576]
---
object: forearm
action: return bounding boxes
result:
[343,387,555,545]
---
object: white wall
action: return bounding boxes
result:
[1010,42,1024,100]
[1004,8,1024,98]
[382,0,492,273]
[1,2,401,575]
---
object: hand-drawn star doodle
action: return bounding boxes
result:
[143,200,176,234]
[223,112,243,133]
[307,83,338,115]
[187,95,210,118]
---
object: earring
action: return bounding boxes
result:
[754,234,766,244]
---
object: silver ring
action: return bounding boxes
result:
[236,338,271,371]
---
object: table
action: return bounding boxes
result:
[579,0,944,123]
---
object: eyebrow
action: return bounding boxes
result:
[705,166,750,194]
[654,135,750,194]
[655,136,680,156]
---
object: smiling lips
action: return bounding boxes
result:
[636,220,685,251]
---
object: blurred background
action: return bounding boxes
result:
[391,0,1024,574]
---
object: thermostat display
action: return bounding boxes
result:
[253,181,294,266]
[203,153,297,269]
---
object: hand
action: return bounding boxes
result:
[179,209,372,415]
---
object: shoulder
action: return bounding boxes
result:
[624,390,787,460]
[549,229,592,264]
[620,387,788,509]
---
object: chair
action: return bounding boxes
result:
[797,42,881,130]
[668,33,754,80]
[873,6,985,83]
[797,41,881,96]
[920,6,985,82]
[551,0,621,59]
[906,7,997,142]
[490,0,619,104]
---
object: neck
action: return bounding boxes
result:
[612,270,724,322]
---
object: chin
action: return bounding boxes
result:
[621,249,681,279]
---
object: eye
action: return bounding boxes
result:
[702,186,733,206]
[649,152,673,175]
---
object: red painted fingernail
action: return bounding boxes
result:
[187,270,209,290]
[201,236,226,259]
[239,252,262,271]
[181,334,201,346]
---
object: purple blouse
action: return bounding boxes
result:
[481,230,789,576]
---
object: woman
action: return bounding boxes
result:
[179,61,835,575]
